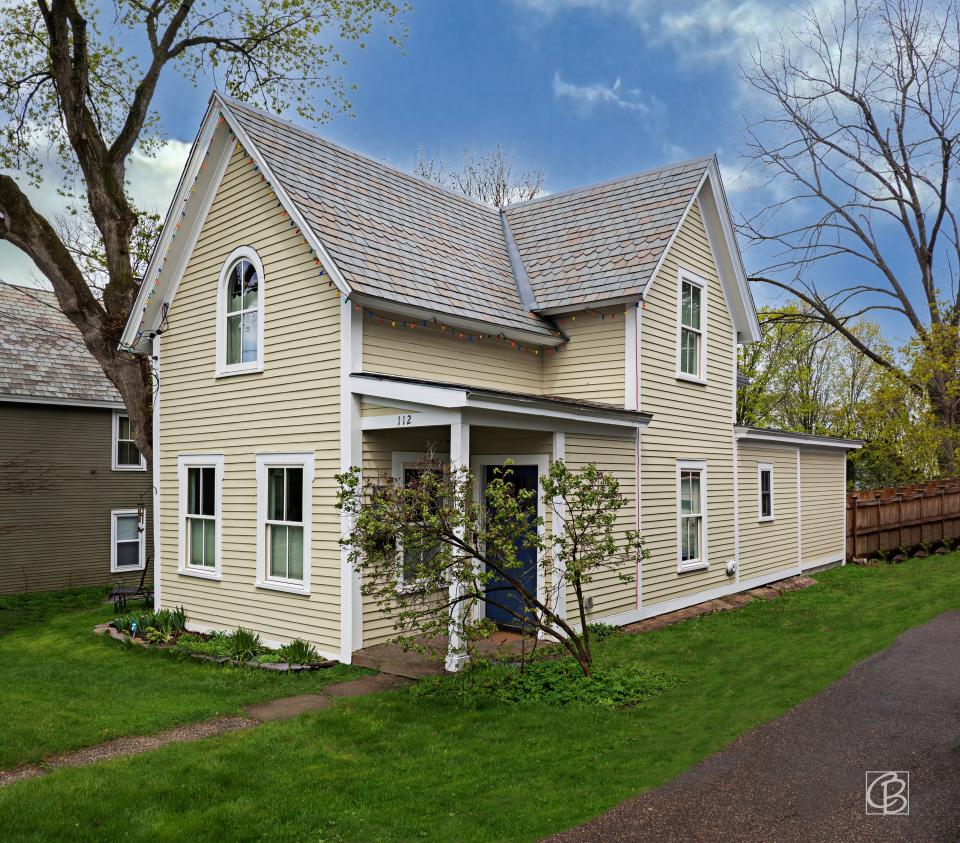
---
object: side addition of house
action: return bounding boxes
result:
[121,93,859,664]
[1,284,152,594]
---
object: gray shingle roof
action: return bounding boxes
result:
[225,99,555,338]
[0,283,121,405]
[221,97,713,331]
[504,158,710,310]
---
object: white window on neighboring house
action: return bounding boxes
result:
[112,412,145,471]
[216,247,265,376]
[177,455,223,579]
[758,463,774,521]
[677,460,708,571]
[111,509,145,572]
[677,269,707,382]
[256,453,314,594]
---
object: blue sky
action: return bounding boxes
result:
[11,0,911,335]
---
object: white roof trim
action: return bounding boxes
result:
[350,374,651,430]
[0,393,124,410]
[735,427,862,450]
[119,94,352,351]
[641,160,761,344]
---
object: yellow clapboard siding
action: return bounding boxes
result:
[543,310,626,405]
[800,448,847,564]
[736,443,800,580]
[157,144,343,654]
[639,201,736,607]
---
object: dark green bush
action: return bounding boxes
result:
[227,628,263,662]
[414,658,675,708]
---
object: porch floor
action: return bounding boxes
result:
[352,630,543,678]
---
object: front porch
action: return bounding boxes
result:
[345,373,652,669]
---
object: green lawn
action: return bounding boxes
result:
[0,589,363,768]
[1,558,958,842]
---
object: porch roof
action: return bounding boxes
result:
[351,372,652,430]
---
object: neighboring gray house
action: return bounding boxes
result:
[0,283,152,594]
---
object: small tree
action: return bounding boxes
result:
[336,457,646,675]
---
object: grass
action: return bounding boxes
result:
[0,558,958,841]
[0,592,365,769]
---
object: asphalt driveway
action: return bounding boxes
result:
[549,610,960,842]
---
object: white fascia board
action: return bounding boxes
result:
[464,396,649,430]
[639,161,762,345]
[214,94,351,300]
[121,96,223,350]
[734,427,862,450]
[350,293,565,348]
[0,393,124,410]
[349,375,469,408]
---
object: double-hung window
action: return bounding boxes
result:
[112,412,145,470]
[111,509,145,572]
[217,247,265,376]
[677,269,707,381]
[758,463,774,521]
[256,453,313,594]
[178,455,223,579]
[677,460,708,571]
[392,453,446,592]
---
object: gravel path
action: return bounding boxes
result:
[547,610,960,843]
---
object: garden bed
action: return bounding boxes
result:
[94,608,337,673]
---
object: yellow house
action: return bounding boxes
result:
[121,93,860,666]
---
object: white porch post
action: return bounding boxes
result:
[551,431,567,624]
[445,416,471,672]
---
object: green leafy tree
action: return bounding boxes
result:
[336,457,647,675]
[0,0,407,459]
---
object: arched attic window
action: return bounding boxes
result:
[216,246,265,376]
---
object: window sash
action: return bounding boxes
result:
[263,465,306,584]
[678,466,705,566]
[115,414,142,467]
[224,258,260,367]
[397,465,442,587]
[759,468,773,518]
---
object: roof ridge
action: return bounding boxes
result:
[217,94,502,216]
[505,154,715,212]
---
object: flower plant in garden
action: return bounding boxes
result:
[337,457,647,675]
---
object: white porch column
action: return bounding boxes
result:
[445,416,471,672]
[551,431,567,624]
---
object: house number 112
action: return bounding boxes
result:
[396,414,413,426]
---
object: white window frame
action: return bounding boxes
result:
[676,459,708,572]
[177,454,224,580]
[111,411,146,471]
[392,451,449,594]
[110,508,146,573]
[215,246,265,377]
[255,452,314,595]
[758,462,775,522]
[675,267,708,384]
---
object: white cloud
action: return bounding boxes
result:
[552,72,652,115]
[0,139,190,286]
[515,0,840,65]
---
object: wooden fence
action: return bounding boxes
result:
[847,478,960,559]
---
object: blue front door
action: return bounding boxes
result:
[484,464,539,630]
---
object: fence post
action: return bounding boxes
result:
[851,495,858,559]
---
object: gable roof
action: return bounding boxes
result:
[122,93,760,350]
[504,158,711,311]
[0,283,122,408]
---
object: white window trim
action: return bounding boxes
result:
[215,246,265,378]
[676,459,708,572]
[675,267,708,385]
[177,454,224,580]
[255,452,314,595]
[391,451,449,594]
[110,508,146,573]
[758,462,775,522]
[111,411,146,471]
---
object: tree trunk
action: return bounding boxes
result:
[928,381,958,475]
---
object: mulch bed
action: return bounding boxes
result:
[93,623,338,672]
